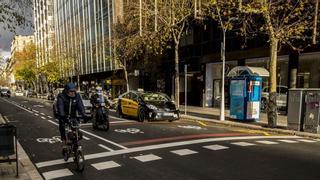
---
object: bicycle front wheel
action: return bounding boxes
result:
[75,149,85,172]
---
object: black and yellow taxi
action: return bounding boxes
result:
[117,91,179,122]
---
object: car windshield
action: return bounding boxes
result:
[141,93,170,102]
[79,92,89,100]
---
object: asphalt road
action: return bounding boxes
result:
[0,96,320,180]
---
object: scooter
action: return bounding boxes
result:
[92,103,110,131]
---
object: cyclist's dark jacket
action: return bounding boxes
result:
[57,84,85,119]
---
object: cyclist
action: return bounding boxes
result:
[57,83,86,148]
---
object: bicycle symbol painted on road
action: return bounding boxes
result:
[114,128,144,134]
[36,136,62,144]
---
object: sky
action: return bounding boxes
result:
[0,0,34,60]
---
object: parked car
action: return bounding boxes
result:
[26,90,37,98]
[15,90,24,96]
[261,86,288,111]
[78,91,92,118]
[117,91,179,122]
[0,88,10,97]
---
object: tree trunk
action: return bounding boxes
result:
[123,60,129,92]
[77,74,80,91]
[267,38,278,128]
[174,42,180,108]
[313,0,319,45]
[220,30,226,121]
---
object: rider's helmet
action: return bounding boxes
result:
[64,83,77,98]
[96,86,102,95]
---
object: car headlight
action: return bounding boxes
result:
[146,104,158,110]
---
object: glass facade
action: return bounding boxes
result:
[54,0,116,77]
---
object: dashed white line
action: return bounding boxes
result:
[203,144,229,151]
[47,116,53,119]
[256,140,279,145]
[297,139,317,143]
[170,149,198,156]
[278,140,298,143]
[33,110,39,113]
[83,136,90,140]
[231,142,256,146]
[40,113,45,115]
[42,168,73,180]
[133,154,162,162]
[35,113,39,116]
[41,116,46,120]
[98,144,114,151]
[91,161,121,170]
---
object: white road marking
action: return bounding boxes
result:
[33,110,39,113]
[79,120,135,127]
[35,113,39,116]
[47,116,52,118]
[133,154,162,162]
[35,135,303,168]
[297,139,317,143]
[42,168,73,180]
[256,140,279,145]
[170,149,198,156]
[278,140,298,143]
[83,136,90,140]
[41,116,46,120]
[98,144,114,151]
[203,144,229,151]
[91,161,121,170]
[40,113,45,115]
[47,119,127,150]
[231,142,256,146]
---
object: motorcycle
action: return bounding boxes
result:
[62,118,85,172]
[92,102,110,131]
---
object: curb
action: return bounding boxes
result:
[181,115,320,139]
[0,114,43,180]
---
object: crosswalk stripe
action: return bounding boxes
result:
[203,144,229,151]
[41,116,46,120]
[297,139,317,143]
[47,116,53,118]
[231,142,256,146]
[256,140,279,145]
[278,140,298,143]
[40,113,45,115]
[133,154,162,162]
[171,149,198,156]
[35,113,39,116]
[91,161,121,170]
[42,169,73,180]
[98,144,114,151]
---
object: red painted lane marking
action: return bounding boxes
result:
[121,133,254,146]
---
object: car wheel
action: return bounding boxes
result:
[138,107,145,122]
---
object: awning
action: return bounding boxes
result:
[227,66,270,77]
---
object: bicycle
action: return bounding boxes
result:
[62,118,85,172]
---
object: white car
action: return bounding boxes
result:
[261,86,288,110]
[15,91,24,96]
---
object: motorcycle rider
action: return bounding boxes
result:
[57,83,86,147]
[90,86,108,126]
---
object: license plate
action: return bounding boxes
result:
[164,112,174,116]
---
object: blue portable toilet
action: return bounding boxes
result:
[227,66,269,121]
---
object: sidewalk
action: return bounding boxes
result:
[0,114,43,180]
[180,105,320,139]
[180,105,287,127]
